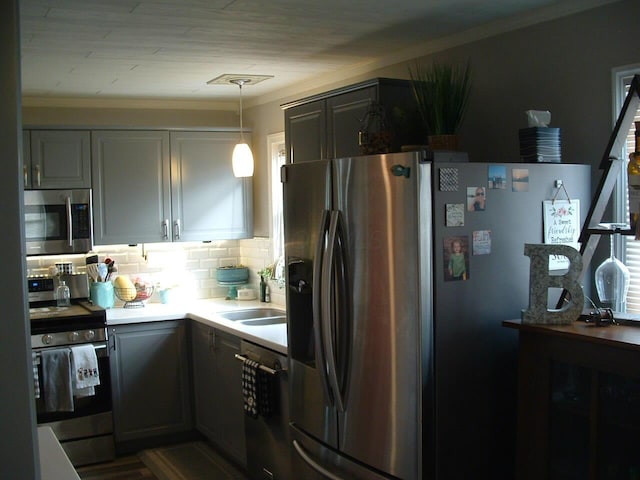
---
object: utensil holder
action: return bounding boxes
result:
[90,282,115,309]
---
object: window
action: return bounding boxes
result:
[267,132,286,284]
[614,67,640,312]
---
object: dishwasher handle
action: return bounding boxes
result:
[234,353,285,376]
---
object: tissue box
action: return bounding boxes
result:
[519,127,561,163]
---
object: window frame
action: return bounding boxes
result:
[613,65,640,312]
[266,132,286,281]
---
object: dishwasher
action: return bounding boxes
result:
[238,340,292,480]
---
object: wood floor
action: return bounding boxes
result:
[76,455,159,480]
[75,441,248,480]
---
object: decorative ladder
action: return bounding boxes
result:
[557,74,640,309]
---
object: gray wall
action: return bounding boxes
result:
[247,0,638,276]
[1,0,40,479]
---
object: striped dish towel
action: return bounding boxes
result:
[32,351,41,399]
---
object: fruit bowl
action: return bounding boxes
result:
[114,280,154,308]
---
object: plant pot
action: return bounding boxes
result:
[428,134,460,151]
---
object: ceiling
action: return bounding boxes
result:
[19,0,615,104]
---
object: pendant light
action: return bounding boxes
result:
[230,78,254,177]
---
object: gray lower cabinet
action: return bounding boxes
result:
[25,129,91,189]
[191,322,247,467]
[109,320,193,449]
[92,130,252,245]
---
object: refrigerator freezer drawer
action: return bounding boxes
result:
[290,424,399,480]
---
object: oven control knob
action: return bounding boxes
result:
[84,330,96,341]
[42,334,53,345]
[68,332,79,342]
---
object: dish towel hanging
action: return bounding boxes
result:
[257,368,277,418]
[241,358,259,418]
[32,351,40,399]
[41,348,74,412]
[70,345,100,398]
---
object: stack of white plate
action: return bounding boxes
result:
[519,127,561,163]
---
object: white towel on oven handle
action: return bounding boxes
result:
[70,344,100,397]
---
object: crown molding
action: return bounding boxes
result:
[22,95,237,111]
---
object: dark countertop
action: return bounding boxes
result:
[503,318,640,351]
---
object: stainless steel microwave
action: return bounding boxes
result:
[24,189,93,256]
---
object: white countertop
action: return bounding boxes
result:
[106,298,288,354]
[38,426,80,480]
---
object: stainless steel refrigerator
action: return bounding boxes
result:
[283,151,591,480]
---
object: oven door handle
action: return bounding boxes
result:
[33,342,109,361]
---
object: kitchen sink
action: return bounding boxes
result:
[239,316,287,326]
[218,308,286,322]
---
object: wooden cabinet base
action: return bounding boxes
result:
[504,319,640,480]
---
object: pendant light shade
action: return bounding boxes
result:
[230,79,254,178]
[232,142,254,177]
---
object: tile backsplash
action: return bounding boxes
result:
[26,237,285,307]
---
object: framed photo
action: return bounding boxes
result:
[443,236,470,281]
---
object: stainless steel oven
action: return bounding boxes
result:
[24,189,93,256]
[29,273,114,467]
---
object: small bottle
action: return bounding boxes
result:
[56,280,71,307]
[259,275,267,302]
[265,285,271,303]
[628,121,640,239]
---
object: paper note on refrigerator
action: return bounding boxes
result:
[543,199,580,270]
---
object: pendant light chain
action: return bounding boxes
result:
[238,81,244,142]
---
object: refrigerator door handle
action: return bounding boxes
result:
[293,440,346,480]
[313,209,334,406]
[321,210,345,412]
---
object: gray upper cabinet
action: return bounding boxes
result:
[284,99,326,163]
[92,130,252,245]
[283,78,421,163]
[25,130,91,189]
[92,130,172,245]
[169,131,252,241]
[326,86,376,159]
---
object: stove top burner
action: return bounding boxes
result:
[30,304,92,320]
[30,300,107,335]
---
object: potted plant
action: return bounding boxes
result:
[408,61,472,151]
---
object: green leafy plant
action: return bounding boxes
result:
[408,61,472,136]
[257,265,274,280]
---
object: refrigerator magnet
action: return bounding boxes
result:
[467,187,486,211]
[488,165,507,189]
[439,168,459,191]
[444,236,469,281]
[512,168,529,192]
[445,204,464,227]
[472,230,491,255]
